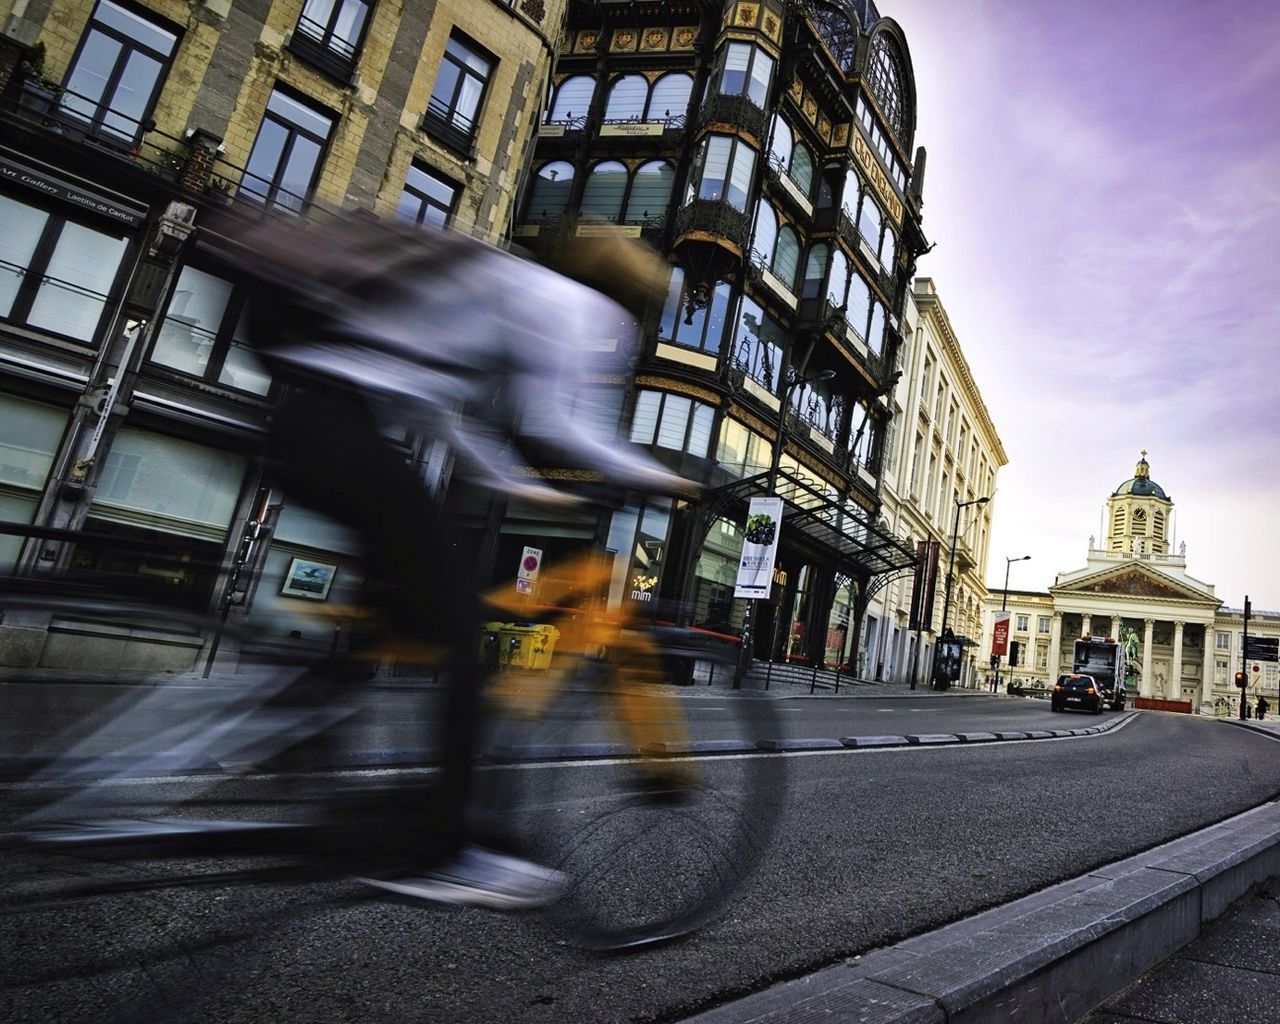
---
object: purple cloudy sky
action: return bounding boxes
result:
[887,0,1280,610]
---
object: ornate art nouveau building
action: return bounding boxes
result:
[983,454,1280,712]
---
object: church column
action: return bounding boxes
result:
[1111,615,1122,640]
[1170,621,1184,702]
[1048,612,1063,678]
[1201,625,1215,711]
[1141,618,1155,697]
[1081,614,1092,637]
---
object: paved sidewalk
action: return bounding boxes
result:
[1080,877,1280,1023]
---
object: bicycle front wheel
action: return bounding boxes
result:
[479,668,784,950]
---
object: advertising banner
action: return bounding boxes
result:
[991,610,1010,656]
[908,540,940,631]
[734,497,784,599]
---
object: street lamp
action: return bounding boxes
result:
[998,555,1030,692]
[735,366,837,687]
[933,494,990,688]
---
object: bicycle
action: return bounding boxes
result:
[0,523,784,1016]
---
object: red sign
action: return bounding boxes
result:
[991,611,1010,656]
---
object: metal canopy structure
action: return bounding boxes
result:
[706,466,917,577]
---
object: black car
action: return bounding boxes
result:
[1051,673,1104,713]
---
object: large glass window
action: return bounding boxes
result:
[767,115,792,172]
[867,301,886,356]
[396,163,457,228]
[523,161,574,221]
[622,160,674,222]
[0,194,128,343]
[846,270,871,340]
[657,268,731,354]
[732,296,784,392]
[827,247,849,310]
[293,0,369,74]
[750,201,777,267]
[716,418,772,477]
[424,32,494,150]
[716,41,774,108]
[150,265,270,395]
[580,160,628,220]
[858,192,883,251]
[630,390,715,457]
[240,88,334,213]
[802,243,829,300]
[773,226,800,290]
[788,143,814,199]
[547,74,594,123]
[687,134,757,212]
[848,400,878,470]
[792,377,840,441]
[604,74,648,121]
[61,0,178,145]
[0,394,69,571]
[646,72,693,122]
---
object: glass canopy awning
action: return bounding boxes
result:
[705,466,917,577]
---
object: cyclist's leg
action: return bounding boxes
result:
[266,385,482,859]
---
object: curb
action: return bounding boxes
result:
[677,800,1280,1024]
[0,713,1140,780]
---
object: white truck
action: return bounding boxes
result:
[1070,636,1128,711]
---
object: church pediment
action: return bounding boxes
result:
[1055,565,1213,603]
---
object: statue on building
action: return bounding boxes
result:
[1120,625,1140,683]
[1179,540,1186,557]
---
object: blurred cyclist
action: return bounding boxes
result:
[226,213,682,909]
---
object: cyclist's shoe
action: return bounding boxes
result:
[358,845,565,910]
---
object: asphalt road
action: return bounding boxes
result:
[4,700,1280,1024]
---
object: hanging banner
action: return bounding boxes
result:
[991,610,1010,656]
[908,540,940,631]
[734,497,784,599]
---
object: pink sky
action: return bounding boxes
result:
[888,0,1280,610]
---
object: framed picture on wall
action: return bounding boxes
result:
[280,557,337,600]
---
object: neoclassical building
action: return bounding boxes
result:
[983,454,1280,713]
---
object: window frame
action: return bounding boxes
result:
[423,31,495,153]
[686,133,758,212]
[657,267,732,354]
[522,160,575,222]
[289,0,372,80]
[0,192,132,346]
[629,389,716,458]
[238,87,335,214]
[396,162,459,228]
[59,0,180,147]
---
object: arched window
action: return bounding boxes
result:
[841,169,860,216]
[767,115,792,172]
[751,201,778,266]
[547,75,594,123]
[867,33,908,142]
[802,243,829,299]
[646,72,692,122]
[846,270,871,339]
[789,144,814,199]
[827,247,849,310]
[524,161,574,221]
[867,301,886,356]
[858,191,882,249]
[581,160,628,220]
[623,160,673,221]
[604,74,648,121]
[773,226,800,290]
[733,296,784,392]
[880,228,896,270]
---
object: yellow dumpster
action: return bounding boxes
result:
[481,622,560,670]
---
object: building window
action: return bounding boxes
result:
[291,0,370,77]
[866,33,908,142]
[603,73,648,121]
[826,247,849,310]
[1216,632,1231,650]
[686,134,757,212]
[622,160,674,222]
[0,194,129,343]
[239,88,334,213]
[713,41,774,108]
[395,163,457,228]
[1038,616,1050,634]
[149,265,270,396]
[646,72,693,122]
[849,400,877,470]
[522,161,573,221]
[731,296,783,392]
[801,243,828,299]
[858,192,882,253]
[788,143,814,200]
[792,376,840,442]
[657,268,731,354]
[60,0,179,145]
[716,418,772,477]
[767,115,792,173]
[630,390,716,457]
[424,32,494,152]
[1016,614,1029,632]
[581,160,628,219]
[546,74,594,123]
[749,201,777,267]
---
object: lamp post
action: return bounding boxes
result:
[999,554,1030,692]
[933,494,990,689]
[734,366,836,688]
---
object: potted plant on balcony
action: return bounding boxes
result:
[16,42,64,121]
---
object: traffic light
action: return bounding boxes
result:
[1235,671,1247,688]
[1009,640,1021,667]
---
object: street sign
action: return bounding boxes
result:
[1244,636,1278,662]
[516,546,542,594]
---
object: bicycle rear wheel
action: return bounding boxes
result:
[477,664,784,950]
